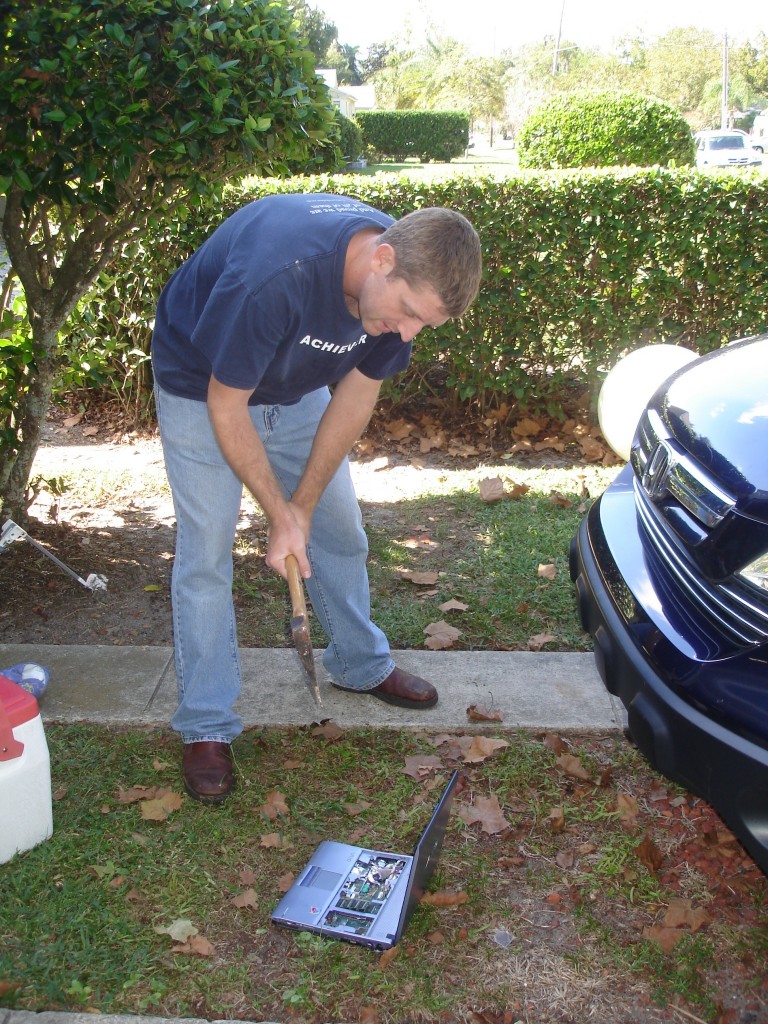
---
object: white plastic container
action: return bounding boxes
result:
[0,672,53,862]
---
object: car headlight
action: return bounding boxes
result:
[740,553,768,592]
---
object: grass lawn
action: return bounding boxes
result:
[2,724,767,1023]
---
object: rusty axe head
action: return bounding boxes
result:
[286,555,322,707]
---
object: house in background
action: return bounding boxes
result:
[317,70,376,118]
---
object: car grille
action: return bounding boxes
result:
[632,409,768,645]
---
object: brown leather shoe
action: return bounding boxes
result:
[182,741,236,804]
[366,667,438,709]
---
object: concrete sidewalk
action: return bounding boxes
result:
[0,643,624,732]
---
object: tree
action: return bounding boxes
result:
[290,0,339,66]
[289,0,362,84]
[323,41,362,86]
[643,27,721,115]
[501,38,627,134]
[436,54,508,134]
[359,44,394,82]
[0,0,337,519]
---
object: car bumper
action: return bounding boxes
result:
[570,481,768,875]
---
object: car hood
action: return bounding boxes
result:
[651,335,768,519]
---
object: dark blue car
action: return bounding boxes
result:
[570,334,768,874]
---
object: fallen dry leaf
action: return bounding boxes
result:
[420,430,445,453]
[259,790,290,821]
[537,563,557,580]
[230,888,258,909]
[360,1006,379,1024]
[535,437,566,453]
[311,721,344,741]
[173,934,216,957]
[403,754,444,778]
[260,833,293,849]
[642,925,684,954]
[512,416,544,438]
[507,479,530,499]
[556,753,591,782]
[421,889,469,907]
[116,785,158,803]
[462,735,509,762]
[580,436,606,461]
[385,417,414,440]
[154,918,198,943]
[635,834,664,872]
[439,598,469,612]
[543,733,569,756]
[401,570,440,585]
[342,800,371,816]
[277,872,295,893]
[378,946,399,968]
[549,491,571,508]
[466,704,503,723]
[663,898,711,933]
[615,792,640,826]
[424,620,462,650]
[456,794,511,835]
[239,867,257,885]
[548,806,566,831]
[556,849,575,870]
[479,476,505,503]
[527,631,556,650]
[140,789,183,821]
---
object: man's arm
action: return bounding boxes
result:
[207,369,381,578]
[292,368,381,518]
[206,376,309,576]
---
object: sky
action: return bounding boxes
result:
[309,0,767,57]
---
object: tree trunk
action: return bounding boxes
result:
[0,322,60,522]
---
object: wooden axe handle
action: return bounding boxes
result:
[285,554,307,618]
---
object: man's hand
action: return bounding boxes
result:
[264,501,312,579]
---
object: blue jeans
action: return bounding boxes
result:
[154,383,395,744]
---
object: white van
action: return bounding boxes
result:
[752,110,768,153]
[694,129,762,167]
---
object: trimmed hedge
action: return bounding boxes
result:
[336,112,363,162]
[355,110,469,162]
[62,168,768,420]
[518,91,696,170]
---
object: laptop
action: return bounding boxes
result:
[271,770,459,950]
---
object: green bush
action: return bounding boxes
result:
[517,91,696,169]
[355,110,469,162]
[60,168,768,422]
[336,112,364,162]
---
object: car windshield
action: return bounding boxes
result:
[709,135,747,150]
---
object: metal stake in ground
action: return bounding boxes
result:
[0,519,108,591]
[285,553,322,708]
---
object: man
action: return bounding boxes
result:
[151,192,482,803]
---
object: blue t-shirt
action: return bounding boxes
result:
[151,193,412,404]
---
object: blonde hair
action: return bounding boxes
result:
[379,207,482,318]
